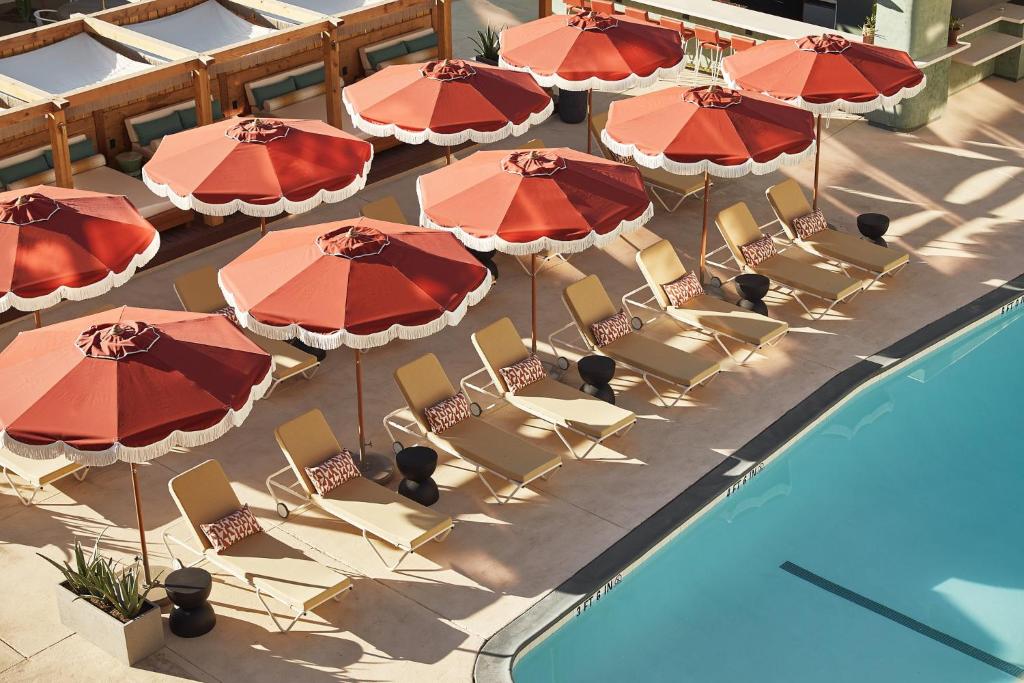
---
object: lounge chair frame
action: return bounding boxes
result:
[1,463,89,506]
[162,520,352,632]
[459,367,633,460]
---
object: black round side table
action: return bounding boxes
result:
[557,89,588,123]
[165,567,216,638]
[735,273,770,316]
[396,446,440,506]
[578,355,616,404]
[857,213,890,247]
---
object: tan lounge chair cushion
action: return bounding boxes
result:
[427,416,561,483]
[361,196,408,224]
[510,376,635,440]
[209,530,352,612]
[0,449,82,487]
[472,317,532,394]
[801,230,909,274]
[602,333,719,387]
[671,294,788,347]
[756,254,865,301]
[314,477,451,550]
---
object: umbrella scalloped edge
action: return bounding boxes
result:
[140,153,374,218]
[601,128,819,179]
[497,54,686,92]
[219,267,494,351]
[721,71,928,115]
[0,231,161,314]
[0,363,273,466]
[343,93,555,146]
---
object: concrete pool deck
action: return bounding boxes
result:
[0,7,1023,682]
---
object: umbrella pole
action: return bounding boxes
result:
[586,90,593,155]
[445,146,452,165]
[259,217,267,236]
[531,253,538,354]
[32,311,41,328]
[354,348,366,459]
[813,113,821,210]
[700,170,711,283]
[130,464,152,585]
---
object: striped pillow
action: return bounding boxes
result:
[590,310,632,347]
[663,272,704,306]
[200,504,262,553]
[792,209,828,239]
[739,235,777,267]
[304,450,360,495]
[499,355,546,393]
[424,392,471,433]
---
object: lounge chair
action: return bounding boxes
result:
[464,317,636,459]
[715,202,866,320]
[385,353,562,504]
[766,178,909,288]
[164,459,353,632]
[550,274,721,407]
[625,239,788,364]
[267,410,454,570]
[0,449,88,506]
[590,111,706,212]
[360,195,409,223]
[173,267,320,396]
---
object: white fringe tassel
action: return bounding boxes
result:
[721,70,928,115]
[218,268,494,352]
[342,93,555,146]
[0,232,161,314]
[497,55,686,92]
[0,365,273,466]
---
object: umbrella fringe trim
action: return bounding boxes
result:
[0,365,273,466]
[601,129,818,178]
[140,154,374,218]
[497,55,686,92]
[721,72,927,114]
[0,231,161,314]
[342,93,555,146]
[218,268,494,351]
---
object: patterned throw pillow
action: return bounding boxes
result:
[424,392,471,433]
[791,209,828,239]
[215,305,240,327]
[499,355,546,393]
[590,310,631,347]
[663,272,704,307]
[739,235,777,267]
[304,450,361,496]
[200,504,263,553]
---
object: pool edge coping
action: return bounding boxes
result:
[474,272,1024,683]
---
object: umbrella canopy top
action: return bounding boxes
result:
[219,217,493,350]
[0,306,272,465]
[722,33,926,114]
[342,59,553,146]
[498,10,685,91]
[601,85,817,177]
[142,117,373,218]
[417,146,653,255]
[0,185,159,314]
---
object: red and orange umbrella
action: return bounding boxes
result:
[219,218,492,473]
[0,306,272,581]
[722,34,925,206]
[342,59,553,156]
[0,187,159,326]
[143,117,373,231]
[417,147,652,350]
[601,85,816,279]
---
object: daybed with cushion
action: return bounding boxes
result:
[358,27,438,74]
[165,459,353,633]
[0,135,192,231]
[268,409,454,570]
[0,449,88,506]
[125,98,223,159]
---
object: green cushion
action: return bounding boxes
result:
[294,66,325,89]
[134,112,184,147]
[178,100,224,129]
[0,154,49,186]
[252,77,297,108]
[368,42,408,69]
[213,99,223,121]
[403,33,438,54]
[43,138,96,167]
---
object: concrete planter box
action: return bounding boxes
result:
[55,582,163,665]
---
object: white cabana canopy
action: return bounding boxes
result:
[0,33,150,95]
[276,0,385,16]
[127,1,276,52]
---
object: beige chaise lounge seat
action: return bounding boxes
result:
[766,179,909,288]
[716,202,866,320]
[467,317,636,459]
[165,459,353,632]
[629,239,788,364]
[268,409,454,570]
[0,449,88,506]
[551,274,720,407]
[590,111,706,212]
[174,267,320,396]
[385,353,562,504]
[361,195,409,223]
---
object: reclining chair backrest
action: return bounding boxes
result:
[766,178,813,241]
[275,409,344,497]
[471,317,530,394]
[716,202,764,268]
[563,275,619,349]
[636,239,688,310]
[174,266,228,314]
[394,353,459,433]
[168,459,245,552]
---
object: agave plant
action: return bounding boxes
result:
[470,26,502,62]
[39,540,156,621]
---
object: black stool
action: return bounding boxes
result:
[578,355,616,404]
[735,273,770,316]
[557,89,588,123]
[396,446,440,506]
[165,567,216,638]
[857,213,890,247]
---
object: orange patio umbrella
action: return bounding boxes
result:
[0,186,159,327]
[417,147,653,352]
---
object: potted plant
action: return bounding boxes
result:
[862,3,877,44]
[40,541,163,666]
[471,26,501,66]
[948,16,964,47]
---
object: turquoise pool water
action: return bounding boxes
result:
[514,304,1024,682]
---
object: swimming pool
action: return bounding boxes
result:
[513,301,1024,682]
